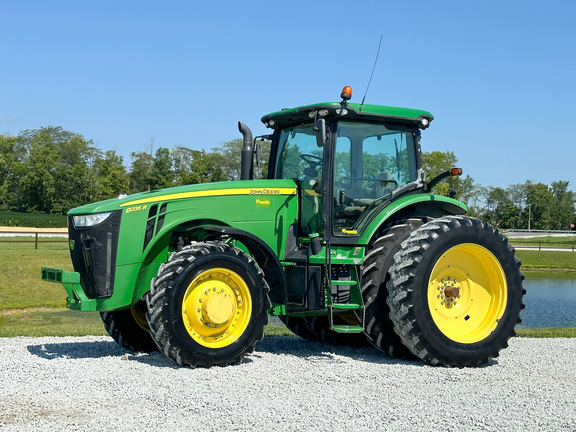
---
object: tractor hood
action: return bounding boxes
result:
[67,180,299,216]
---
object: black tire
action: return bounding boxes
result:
[100,300,159,352]
[360,218,424,358]
[280,313,369,346]
[146,242,270,367]
[387,216,525,367]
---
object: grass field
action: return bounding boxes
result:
[0,238,71,310]
[0,234,574,339]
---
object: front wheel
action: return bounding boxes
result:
[387,216,525,367]
[146,242,270,367]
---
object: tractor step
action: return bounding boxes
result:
[332,325,364,334]
[329,280,357,286]
[331,303,362,310]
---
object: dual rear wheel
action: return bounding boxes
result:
[367,216,525,367]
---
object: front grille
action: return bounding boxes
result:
[68,210,122,299]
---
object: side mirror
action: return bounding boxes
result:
[314,118,326,148]
[254,141,261,163]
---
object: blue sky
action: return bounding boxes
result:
[2,1,575,190]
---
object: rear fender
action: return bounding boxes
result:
[360,194,467,244]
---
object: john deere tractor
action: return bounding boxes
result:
[42,86,524,367]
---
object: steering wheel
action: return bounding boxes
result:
[379,179,398,188]
[300,154,322,166]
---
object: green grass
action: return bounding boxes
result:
[508,235,576,246]
[515,250,576,270]
[0,309,108,337]
[0,211,67,228]
[516,327,576,338]
[0,242,71,310]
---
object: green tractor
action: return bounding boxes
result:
[42,86,524,367]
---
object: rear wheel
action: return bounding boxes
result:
[387,216,525,367]
[146,242,270,367]
[100,300,158,352]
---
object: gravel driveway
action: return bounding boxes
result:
[1,335,575,431]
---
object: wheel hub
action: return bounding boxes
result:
[435,278,462,308]
[205,291,235,324]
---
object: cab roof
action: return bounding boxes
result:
[261,102,434,130]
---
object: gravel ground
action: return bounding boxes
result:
[0,336,575,431]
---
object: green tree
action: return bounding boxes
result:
[525,182,554,230]
[174,148,227,185]
[6,127,96,214]
[550,180,576,230]
[93,150,129,200]
[149,147,174,190]
[213,139,242,180]
[128,151,155,193]
[0,135,19,208]
[483,187,514,228]
[51,135,100,213]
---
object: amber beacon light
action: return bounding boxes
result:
[340,86,353,101]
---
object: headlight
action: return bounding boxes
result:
[73,212,113,228]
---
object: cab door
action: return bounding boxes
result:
[272,123,326,312]
[273,124,325,236]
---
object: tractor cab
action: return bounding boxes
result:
[260,86,434,243]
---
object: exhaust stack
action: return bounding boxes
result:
[238,122,253,180]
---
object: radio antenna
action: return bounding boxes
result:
[359,34,383,112]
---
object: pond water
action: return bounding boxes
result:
[519,271,576,328]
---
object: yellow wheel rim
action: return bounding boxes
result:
[427,244,507,344]
[181,268,252,348]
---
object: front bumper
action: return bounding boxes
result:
[41,267,97,311]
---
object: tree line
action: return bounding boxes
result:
[1,127,574,230]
